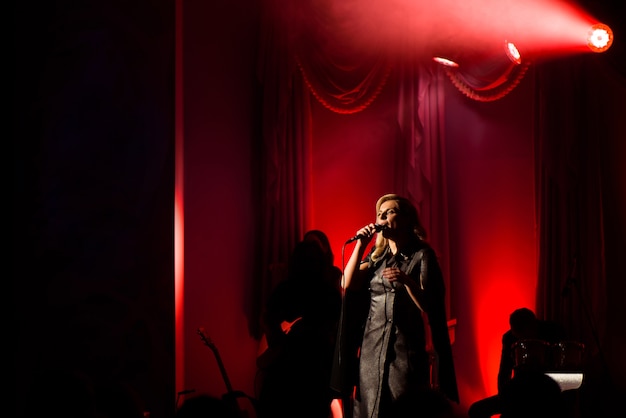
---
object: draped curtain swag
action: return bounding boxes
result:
[293,0,393,114]
[444,60,531,102]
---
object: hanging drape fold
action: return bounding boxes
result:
[252,1,313,338]
[534,57,611,388]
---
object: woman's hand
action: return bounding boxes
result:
[353,223,380,244]
[384,267,424,310]
[382,267,411,285]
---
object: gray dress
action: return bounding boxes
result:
[353,243,458,418]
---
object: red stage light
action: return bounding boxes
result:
[587,23,613,53]
[504,41,521,65]
[433,56,459,68]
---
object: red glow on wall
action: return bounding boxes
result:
[175,188,185,395]
[175,0,185,396]
[310,86,401,270]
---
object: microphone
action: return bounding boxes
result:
[346,224,387,243]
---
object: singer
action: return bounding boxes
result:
[332,193,459,418]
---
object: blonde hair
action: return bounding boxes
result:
[370,194,427,262]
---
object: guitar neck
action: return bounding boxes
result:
[211,348,234,394]
[205,341,250,418]
[197,329,235,395]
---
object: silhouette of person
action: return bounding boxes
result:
[302,229,346,417]
[303,229,343,292]
[468,307,566,418]
[336,193,459,418]
[257,239,342,418]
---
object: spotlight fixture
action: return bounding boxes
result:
[504,41,521,65]
[432,56,459,68]
[587,23,613,53]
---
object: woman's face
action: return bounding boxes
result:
[377,200,401,234]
